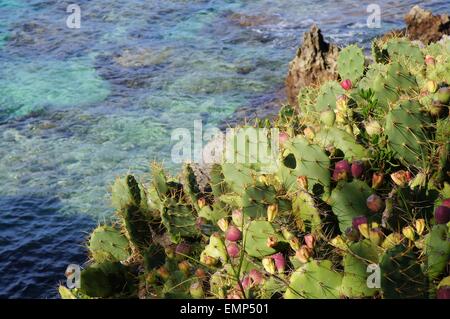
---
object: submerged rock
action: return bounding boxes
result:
[114,48,172,68]
[226,12,280,27]
[285,25,339,106]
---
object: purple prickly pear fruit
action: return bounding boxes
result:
[340,79,352,91]
[345,226,360,241]
[351,161,364,179]
[304,234,315,249]
[333,169,347,181]
[335,160,351,174]
[435,205,450,224]
[175,242,191,256]
[249,269,263,286]
[366,194,385,213]
[226,226,242,242]
[271,252,286,273]
[437,286,450,299]
[226,242,240,258]
[279,132,290,146]
[352,215,368,230]
[372,172,384,189]
[442,198,450,208]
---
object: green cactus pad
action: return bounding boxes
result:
[161,201,199,243]
[424,224,450,280]
[243,221,284,258]
[341,240,380,298]
[280,136,331,197]
[315,81,346,112]
[242,183,277,218]
[385,38,424,69]
[88,226,130,263]
[314,127,369,160]
[182,163,202,210]
[285,260,343,299]
[292,190,321,232]
[385,100,431,166]
[111,175,148,211]
[329,180,373,232]
[380,244,428,299]
[337,44,365,83]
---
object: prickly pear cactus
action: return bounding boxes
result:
[88,226,130,263]
[243,221,285,258]
[337,45,365,83]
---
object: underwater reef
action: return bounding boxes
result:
[59,7,450,299]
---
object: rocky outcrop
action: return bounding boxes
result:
[285,25,339,106]
[405,5,450,44]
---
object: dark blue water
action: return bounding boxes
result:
[0,0,448,298]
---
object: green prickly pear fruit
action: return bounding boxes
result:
[415,219,426,236]
[226,242,240,258]
[402,226,416,241]
[217,218,229,232]
[226,226,242,242]
[340,79,352,91]
[426,80,438,93]
[366,194,385,213]
[435,205,450,224]
[330,235,348,251]
[372,172,384,189]
[201,254,218,266]
[232,210,243,227]
[365,120,382,136]
[369,228,383,246]
[437,87,450,105]
[190,281,205,299]
[304,234,315,249]
[267,204,278,222]
[262,257,276,274]
[320,109,336,126]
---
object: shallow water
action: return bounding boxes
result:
[0,0,448,298]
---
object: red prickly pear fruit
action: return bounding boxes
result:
[226,242,240,258]
[249,269,263,286]
[372,172,384,189]
[335,160,351,174]
[366,194,385,213]
[226,226,242,242]
[340,79,352,90]
[435,205,450,224]
[351,161,364,179]
[157,266,170,281]
[279,132,290,146]
[437,286,450,299]
[442,198,450,208]
[241,276,251,290]
[425,55,435,66]
[175,242,191,256]
[195,268,207,280]
[352,215,368,230]
[178,260,191,274]
[304,234,315,249]
[271,252,286,273]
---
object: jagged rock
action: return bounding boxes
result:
[285,25,339,106]
[405,6,450,44]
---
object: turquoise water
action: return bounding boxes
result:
[0,0,448,298]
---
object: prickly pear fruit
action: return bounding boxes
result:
[340,79,352,91]
[304,234,315,249]
[382,232,403,250]
[366,194,385,213]
[279,132,290,146]
[437,286,450,299]
[435,205,450,224]
[320,109,336,126]
[217,218,229,232]
[267,204,278,222]
[333,160,351,181]
[226,226,242,242]
[391,170,410,187]
[425,55,435,65]
[402,226,416,241]
[352,215,368,229]
[351,161,364,179]
[262,257,276,274]
[266,236,278,248]
[249,269,263,286]
[289,237,301,251]
[372,172,384,189]
[190,281,205,299]
[198,197,206,209]
[295,245,312,263]
[178,260,191,275]
[241,276,251,290]
[175,242,191,257]
[345,226,360,241]
[232,210,243,227]
[425,80,437,94]
[415,219,426,236]
[195,268,207,281]
[157,266,170,281]
[227,242,240,258]
[442,199,450,208]
[272,252,286,273]
[303,127,315,140]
